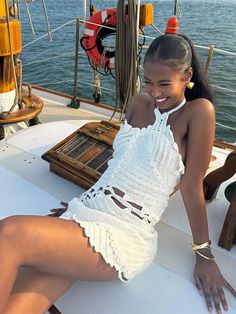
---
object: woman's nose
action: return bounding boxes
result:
[150,86,161,98]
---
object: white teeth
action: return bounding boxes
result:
[155,98,167,102]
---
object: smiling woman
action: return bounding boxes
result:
[0,34,235,314]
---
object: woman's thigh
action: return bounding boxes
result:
[1,215,118,281]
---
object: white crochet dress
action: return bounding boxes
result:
[60,100,185,281]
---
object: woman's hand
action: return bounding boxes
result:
[194,253,236,313]
[48,201,68,217]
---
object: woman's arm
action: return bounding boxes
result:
[180,99,236,313]
[180,99,215,244]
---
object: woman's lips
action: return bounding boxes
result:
[155,97,167,103]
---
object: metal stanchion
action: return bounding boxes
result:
[68,17,80,108]
[205,44,215,72]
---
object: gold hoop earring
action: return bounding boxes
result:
[186,82,194,89]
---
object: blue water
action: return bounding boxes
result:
[19,0,236,142]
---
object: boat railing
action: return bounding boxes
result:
[21,17,236,140]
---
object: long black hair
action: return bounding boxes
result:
[144,34,214,102]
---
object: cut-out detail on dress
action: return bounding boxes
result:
[131,210,144,220]
[112,186,125,197]
[104,189,112,195]
[127,200,142,210]
[111,196,127,209]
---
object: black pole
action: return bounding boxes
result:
[68,17,80,108]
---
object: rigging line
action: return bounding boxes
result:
[195,45,236,56]
[32,79,115,92]
[212,85,236,94]
[41,0,52,41]
[213,48,236,56]
[22,52,74,66]
[23,0,36,38]
[151,24,163,35]
[216,122,236,131]
[64,80,115,92]
[22,19,76,48]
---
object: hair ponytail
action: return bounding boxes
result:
[179,34,214,102]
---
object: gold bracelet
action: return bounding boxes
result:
[191,240,211,251]
[195,249,215,261]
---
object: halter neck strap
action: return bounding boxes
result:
[166,98,186,115]
[157,98,186,116]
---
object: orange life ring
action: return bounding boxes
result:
[81,8,117,69]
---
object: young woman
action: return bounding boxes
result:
[0,34,235,314]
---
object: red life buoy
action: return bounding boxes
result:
[81,8,117,69]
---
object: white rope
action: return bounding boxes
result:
[31,78,115,92]
[195,44,236,56]
[22,52,74,66]
[212,84,236,94]
[216,122,236,131]
[41,0,52,41]
[151,24,163,35]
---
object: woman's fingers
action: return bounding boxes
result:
[218,287,228,311]
[202,286,213,313]
[49,202,68,217]
[212,287,223,314]
[194,259,236,313]
[222,278,236,297]
[194,274,203,295]
[49,208,67,217]
[196,276,235,313]
[60,201,68,207]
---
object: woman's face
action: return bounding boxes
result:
[143,61,191,111]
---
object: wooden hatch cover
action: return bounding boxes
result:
[42,120,120,189]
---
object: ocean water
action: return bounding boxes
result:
[19,0,236,142]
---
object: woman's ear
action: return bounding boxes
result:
[185,66,193,83]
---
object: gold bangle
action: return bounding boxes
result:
[191,240,211,251]
[195,249,215,261]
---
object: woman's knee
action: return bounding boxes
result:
[0,216,26,250]
[0,216,17,242]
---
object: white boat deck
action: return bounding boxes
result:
[1,94,236,313]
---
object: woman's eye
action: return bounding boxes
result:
[160,83,171,87]
[144,81,151,85]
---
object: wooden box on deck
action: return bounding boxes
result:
[41,121,120,190]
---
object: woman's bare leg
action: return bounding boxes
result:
[0,215,118,313]
[3,267,75,313]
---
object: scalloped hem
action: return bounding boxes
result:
[78,220,130,282]
[59,201,156,282]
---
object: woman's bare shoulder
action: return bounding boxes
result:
[125,92,152,122]
[187,98,215,116]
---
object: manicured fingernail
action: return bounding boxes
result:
[224,305,228,311]
[199,289,203,296]
[208,307,212,313]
